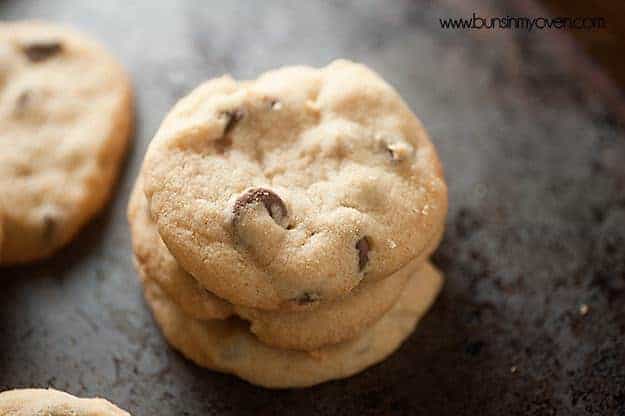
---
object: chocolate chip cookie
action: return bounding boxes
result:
[0,21,133,264]
[142,60,447,309]
[0,388,131,416]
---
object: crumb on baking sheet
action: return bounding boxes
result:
[579,304,589,316]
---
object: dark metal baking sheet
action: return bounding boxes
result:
[1,1,624,414]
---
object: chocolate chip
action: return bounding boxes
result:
[385,142,412,162]
[356,236,370,271]
[270,99,282,110]
[232,188,288,227]
[21,41,63,62]
[263,96,282,110]
[222,109,245,135]
[292,292,321,305]
[214,135,232,154]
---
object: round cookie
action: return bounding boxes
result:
[130,175,441,350]
[142,60,447,309]
[0,388,131,416]
[141,261,443,388]
[0,21,133,264]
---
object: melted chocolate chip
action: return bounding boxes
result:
[262,96,281,110]
[214,135,233,154]
[22,41,63,63]
[222,109,245,135]
[269,99,281,110]
[385,142,411,162]
[356,237,370,271]
[232,188,288,227]
[292,292,321,305]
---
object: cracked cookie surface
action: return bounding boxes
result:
[143,60,446,308]
[0,21,132,264]
[0,388,131,416]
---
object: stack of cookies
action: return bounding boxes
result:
[129,61,448,388]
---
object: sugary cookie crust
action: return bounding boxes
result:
[141,262,444,388]
[0,21,133,264]
[142,60,447,309]
[128,176,234,320]
[0,388,131,416]
[130,174,440,350]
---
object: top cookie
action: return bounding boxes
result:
[143,60,447,309]
[0,388,131,416]
[0,21,132,264]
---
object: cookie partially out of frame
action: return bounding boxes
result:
[0,21,133,264]
[141,261,443,389]
[0,388,131,416]
[130,175,442,350]
[142,60,447,309]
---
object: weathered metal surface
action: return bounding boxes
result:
[1,1,624,414]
